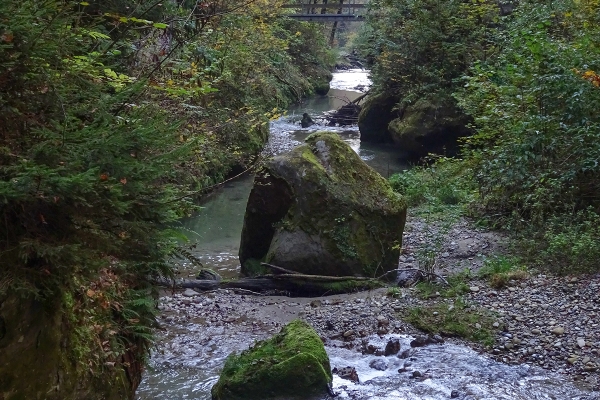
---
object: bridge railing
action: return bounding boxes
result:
[282,1,367,21]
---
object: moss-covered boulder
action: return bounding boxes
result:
[211,320,332,400]
[239,132,406,278]
[387,98,470,158]
[357,92,399,143]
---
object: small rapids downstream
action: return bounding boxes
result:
[136,70,597,400]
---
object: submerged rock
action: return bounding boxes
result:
[333,366,359,382]
[211,320,332,400]
[369,358,388,371]
[239,132,407,277]
[384,337,401,356]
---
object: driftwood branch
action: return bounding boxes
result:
[266,273,372,282]
[261,263,300,275]
[349,91,368,105]
[399,268,449,285]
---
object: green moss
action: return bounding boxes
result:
[332,225,358,259]
[242,258,269,277]
[317,279,383,293]
[404,298,497,346]
[313,81,330,95]
[241,132,407,277]
[211,320,331,400]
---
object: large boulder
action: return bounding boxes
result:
[357,92,399,143]
[388,98,470,158]
[211,320,332,400]
[239,132,406,277]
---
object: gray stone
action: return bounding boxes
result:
[183,288,198,297]
[239,132,407,278]
[551,327,565,335]
[369,358,388,371]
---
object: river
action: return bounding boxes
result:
[171,69,407,281]
[135,70,597,400]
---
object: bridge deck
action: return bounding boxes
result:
[280,3,366,8]
[287,13,365,21]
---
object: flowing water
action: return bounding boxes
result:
[136,70,597,400]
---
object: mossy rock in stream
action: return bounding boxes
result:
[312,69,333,96]
[211,320,332,400]
[239,132,407,278]
[387,97,471,158]
[357,92,399,143]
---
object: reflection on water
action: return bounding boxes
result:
[175,176,254,279]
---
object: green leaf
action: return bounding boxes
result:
[153,22,168,29]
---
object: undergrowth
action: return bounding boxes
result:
[404,298,497,346]
[478,256,529,289]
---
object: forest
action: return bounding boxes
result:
[1,0,599,398]
[358,0,600,272]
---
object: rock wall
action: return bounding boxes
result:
[0,292,131,400]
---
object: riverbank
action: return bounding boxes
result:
[138,213,599,398]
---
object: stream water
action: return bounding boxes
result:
[136,70,597,400]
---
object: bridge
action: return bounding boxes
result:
[282,1,367,21]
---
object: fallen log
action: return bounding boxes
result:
[155,274,383,296]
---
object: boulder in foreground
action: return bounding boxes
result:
[211,320,332,400]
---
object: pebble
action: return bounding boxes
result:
[551,327,565,335]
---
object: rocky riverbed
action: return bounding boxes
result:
[140,214,600,398]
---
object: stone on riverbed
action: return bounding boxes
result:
[211,320,332,400]
[239,132,407,278]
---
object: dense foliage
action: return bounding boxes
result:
[370,0,600,272]
[0,0,333,396]
[457,0,600,271]
[357,0,499,118]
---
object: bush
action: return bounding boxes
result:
[540,210,600,274]
[388,157,474,208]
